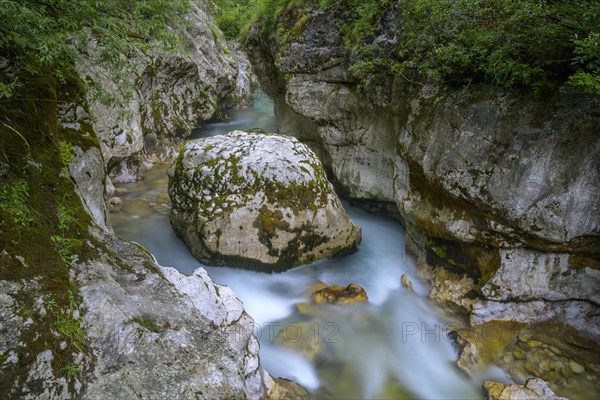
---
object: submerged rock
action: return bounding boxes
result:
[168,131,361,270]
[121,198,154,218]
[401,274,413,291]
[311,284,368,305]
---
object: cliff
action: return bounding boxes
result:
[0,1,271,398]
[245,3,600,338]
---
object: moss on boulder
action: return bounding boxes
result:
[168,131,361,271]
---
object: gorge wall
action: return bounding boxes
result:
[79,0,258,187]
[245,4,600,339]
[0,1,274,399]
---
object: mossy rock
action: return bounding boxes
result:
[168,131,361,271]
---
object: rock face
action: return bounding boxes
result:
[78,0,257,184]
[246,4,600,335]
[168,131,361,270]
[78,235,274,400]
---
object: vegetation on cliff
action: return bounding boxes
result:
[0,0,191,100]
[217,0,599,94]
[0,0,194,395]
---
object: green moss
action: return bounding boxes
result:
[0,71,95,396]
[425,235,500,286]
[132,316,163,333]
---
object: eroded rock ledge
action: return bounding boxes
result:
[168,131,361,270]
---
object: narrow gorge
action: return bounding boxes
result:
[0,1,598,399]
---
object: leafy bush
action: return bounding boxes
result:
[248,0,599,93]
[214,0,262,40]
[396,0,600,92]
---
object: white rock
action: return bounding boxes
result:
[169,131,361,270]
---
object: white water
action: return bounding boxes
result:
[111,92,494,399]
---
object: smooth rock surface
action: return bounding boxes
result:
[69,145,112,232]
[168,131,361,270]
[78,234,274,400]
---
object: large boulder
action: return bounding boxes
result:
[168,131,361,271]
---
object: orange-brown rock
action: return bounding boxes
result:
[311,283,368,305]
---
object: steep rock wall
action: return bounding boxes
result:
[78,0,257,185]
[246,5,600,338]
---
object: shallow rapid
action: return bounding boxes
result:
[110,92,507,399]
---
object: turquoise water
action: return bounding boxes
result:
[111,92,505,399]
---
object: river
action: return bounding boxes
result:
[110,91,512,399]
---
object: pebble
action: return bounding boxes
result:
[524,362,541,375]
[569,361,585,374]
[539,360,552,371]
[548,345,562,356]
[512,349,526,360]
[502,353,514,364]
[561,367,574,378]
[509,367,529,384]
[527,339,543,348]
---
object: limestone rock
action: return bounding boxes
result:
[69,145,111,232]
[481,248,600,305]
[483,378,568,400]
[168,131,361,270]
[78,1,248,183]
[269,378,313,400]
[223,42,260,108]
[107,196,123,212]
[245,4,600,335]
[78,234,274,400]
[311,284,368,305]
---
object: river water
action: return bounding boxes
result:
[110,92,510,399]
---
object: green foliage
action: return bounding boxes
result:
[57,204,76,232]
[0,0,192,99]
[395,0,600,92]
[58,140,74,173]
[214,0,262,40]
[44,298,58,311]
[254,0,600,93]
[51,235,82,265]
[568,32,600,93]
[327,0,393,44]
[61,362,82,379]
[55,312,84,352]
[0,180,34,227]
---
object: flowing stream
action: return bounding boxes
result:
[110,92,510,399]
